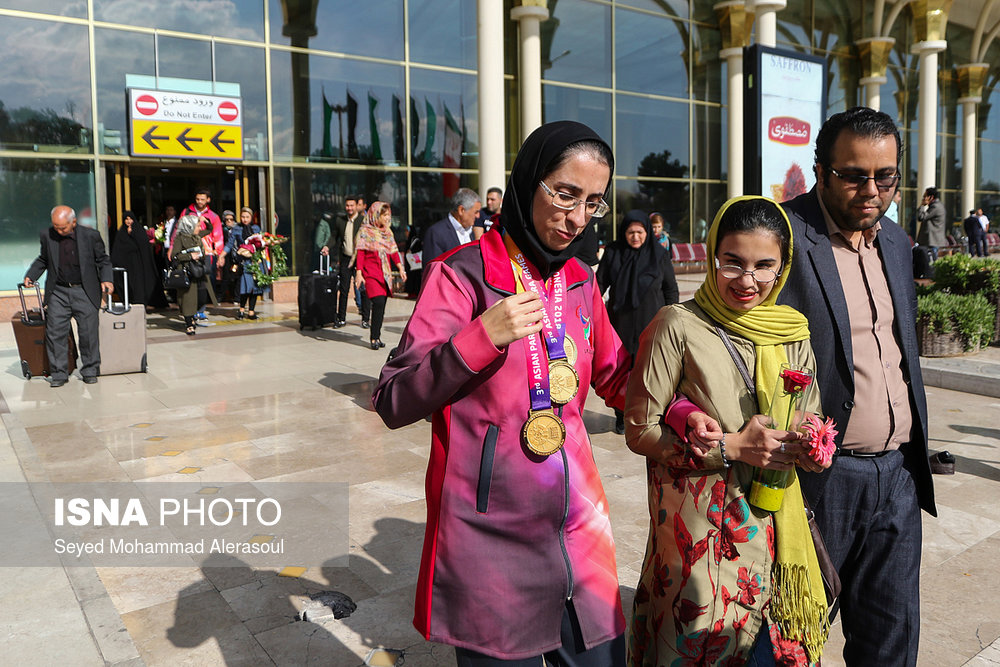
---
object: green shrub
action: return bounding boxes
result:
[931,254,1000,296]
[917,291,996,351]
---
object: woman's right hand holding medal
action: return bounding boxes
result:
[480,292,545,348]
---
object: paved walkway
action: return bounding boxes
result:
[1,295,999,666]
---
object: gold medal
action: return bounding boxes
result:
[548,360,579,405]
[522,410,567,455]
[563,336,577,366]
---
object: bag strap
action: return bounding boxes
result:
[712,323,757,407]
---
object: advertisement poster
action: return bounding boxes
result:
[745,46,827,201]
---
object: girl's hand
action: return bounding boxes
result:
[479,291,544,348]
[725,415,806,469]
[356,271,365,287]
[685,412,724,458]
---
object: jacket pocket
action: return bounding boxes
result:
[476,424,499,514]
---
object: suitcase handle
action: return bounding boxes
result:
[106,267,131,315]
[319,253,331,275]
[17,283,44,324]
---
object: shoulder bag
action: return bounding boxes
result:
[711,321,842,606]
[164,262,191,290]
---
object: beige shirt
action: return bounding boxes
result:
[818,196,912,452]
[342,213,360,257]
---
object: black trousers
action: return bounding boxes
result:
[809,450,922,666]
[369,295,387,339]
[337,253,369,322]
[455,603,625,667]
[46,284,100,380]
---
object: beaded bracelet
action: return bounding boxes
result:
[718,433,732,468]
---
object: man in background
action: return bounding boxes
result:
[472,186,502,240]
[422,188,481,262]
[916,186,946,260]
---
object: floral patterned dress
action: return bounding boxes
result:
[625,303,821,667]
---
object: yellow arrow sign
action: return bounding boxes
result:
[130,119,243,160]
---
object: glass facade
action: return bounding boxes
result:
[0,0,997,289]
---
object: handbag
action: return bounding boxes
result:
[185,257,207,280]
[711,321,842,606]
[164,263,190,290]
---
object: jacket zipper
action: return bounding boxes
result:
[557,406,574,601]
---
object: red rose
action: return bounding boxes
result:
[780,368,813,395]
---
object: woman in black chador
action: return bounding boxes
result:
[111,210,165,307]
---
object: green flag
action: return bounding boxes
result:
[423,98,437,164]
[322,87,333,157]
[368,92,382,160]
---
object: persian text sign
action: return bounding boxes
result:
[758,51,824,202]
[128,89,243,160]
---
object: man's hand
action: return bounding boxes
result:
[101,281,114,295]
[23,277,34,288]
[478,291,544,348]
[320,246,329,256]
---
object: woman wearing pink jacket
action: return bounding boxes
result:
[374,121,632,665]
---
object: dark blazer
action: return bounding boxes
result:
[26,225,113,310]
[330,212,364,260]
[779,189,936,516]
[422,216,465,263]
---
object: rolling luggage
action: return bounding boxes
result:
[11,283,76,379]
[298,254,339,330]
[99,268,147,375]
[913,245,934,280]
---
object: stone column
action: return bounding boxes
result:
[715,1,753,198]
[749,0,785,48]
[511,1,549,143]
[857,37,895,111]
[910,0,953,198]
[958,63,989,215]
[478,0,505,195]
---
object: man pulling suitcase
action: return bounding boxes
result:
[23,205,113,387]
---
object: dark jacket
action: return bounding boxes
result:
[422,215,466,263]
[779,189,935,516]
[330,212,364,260]
[26,225,113,309]
[596,243,679,356]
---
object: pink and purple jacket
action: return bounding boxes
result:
[373,229,632,660]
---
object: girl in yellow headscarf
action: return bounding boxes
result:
[625,196,831,666]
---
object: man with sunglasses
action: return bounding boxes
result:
[916,187,947,260]
[779,107,936,667]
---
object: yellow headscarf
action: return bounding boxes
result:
[694,195,828,660]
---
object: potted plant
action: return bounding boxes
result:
[928,255,1000,344]
[916,290,995,356]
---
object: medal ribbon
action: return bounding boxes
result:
[513,252,567,363]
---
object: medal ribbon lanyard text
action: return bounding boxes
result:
[511,254,568,412]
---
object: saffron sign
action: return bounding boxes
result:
[744,45,827,201]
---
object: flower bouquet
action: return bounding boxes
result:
[240,232,289,288]
[152,223,166,245]
[748,365,815,512]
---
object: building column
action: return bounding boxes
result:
[910,0,953,198]
[715,1,752,199]
[749,0,784,48]
[958,63,989,215]
[478,0,505,195]
[511,1,549,143]
[857,37,894,111]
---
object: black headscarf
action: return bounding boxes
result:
[603,209,666,312]
[500,121,613,278]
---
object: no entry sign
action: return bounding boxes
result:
[128,88,243,160]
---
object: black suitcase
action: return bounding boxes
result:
[298,255,339,330]
[912,245,934,279]
[11,283,77,379]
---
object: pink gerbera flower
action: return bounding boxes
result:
[802,414,838,466]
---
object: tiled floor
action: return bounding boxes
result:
[1,296,999,666]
